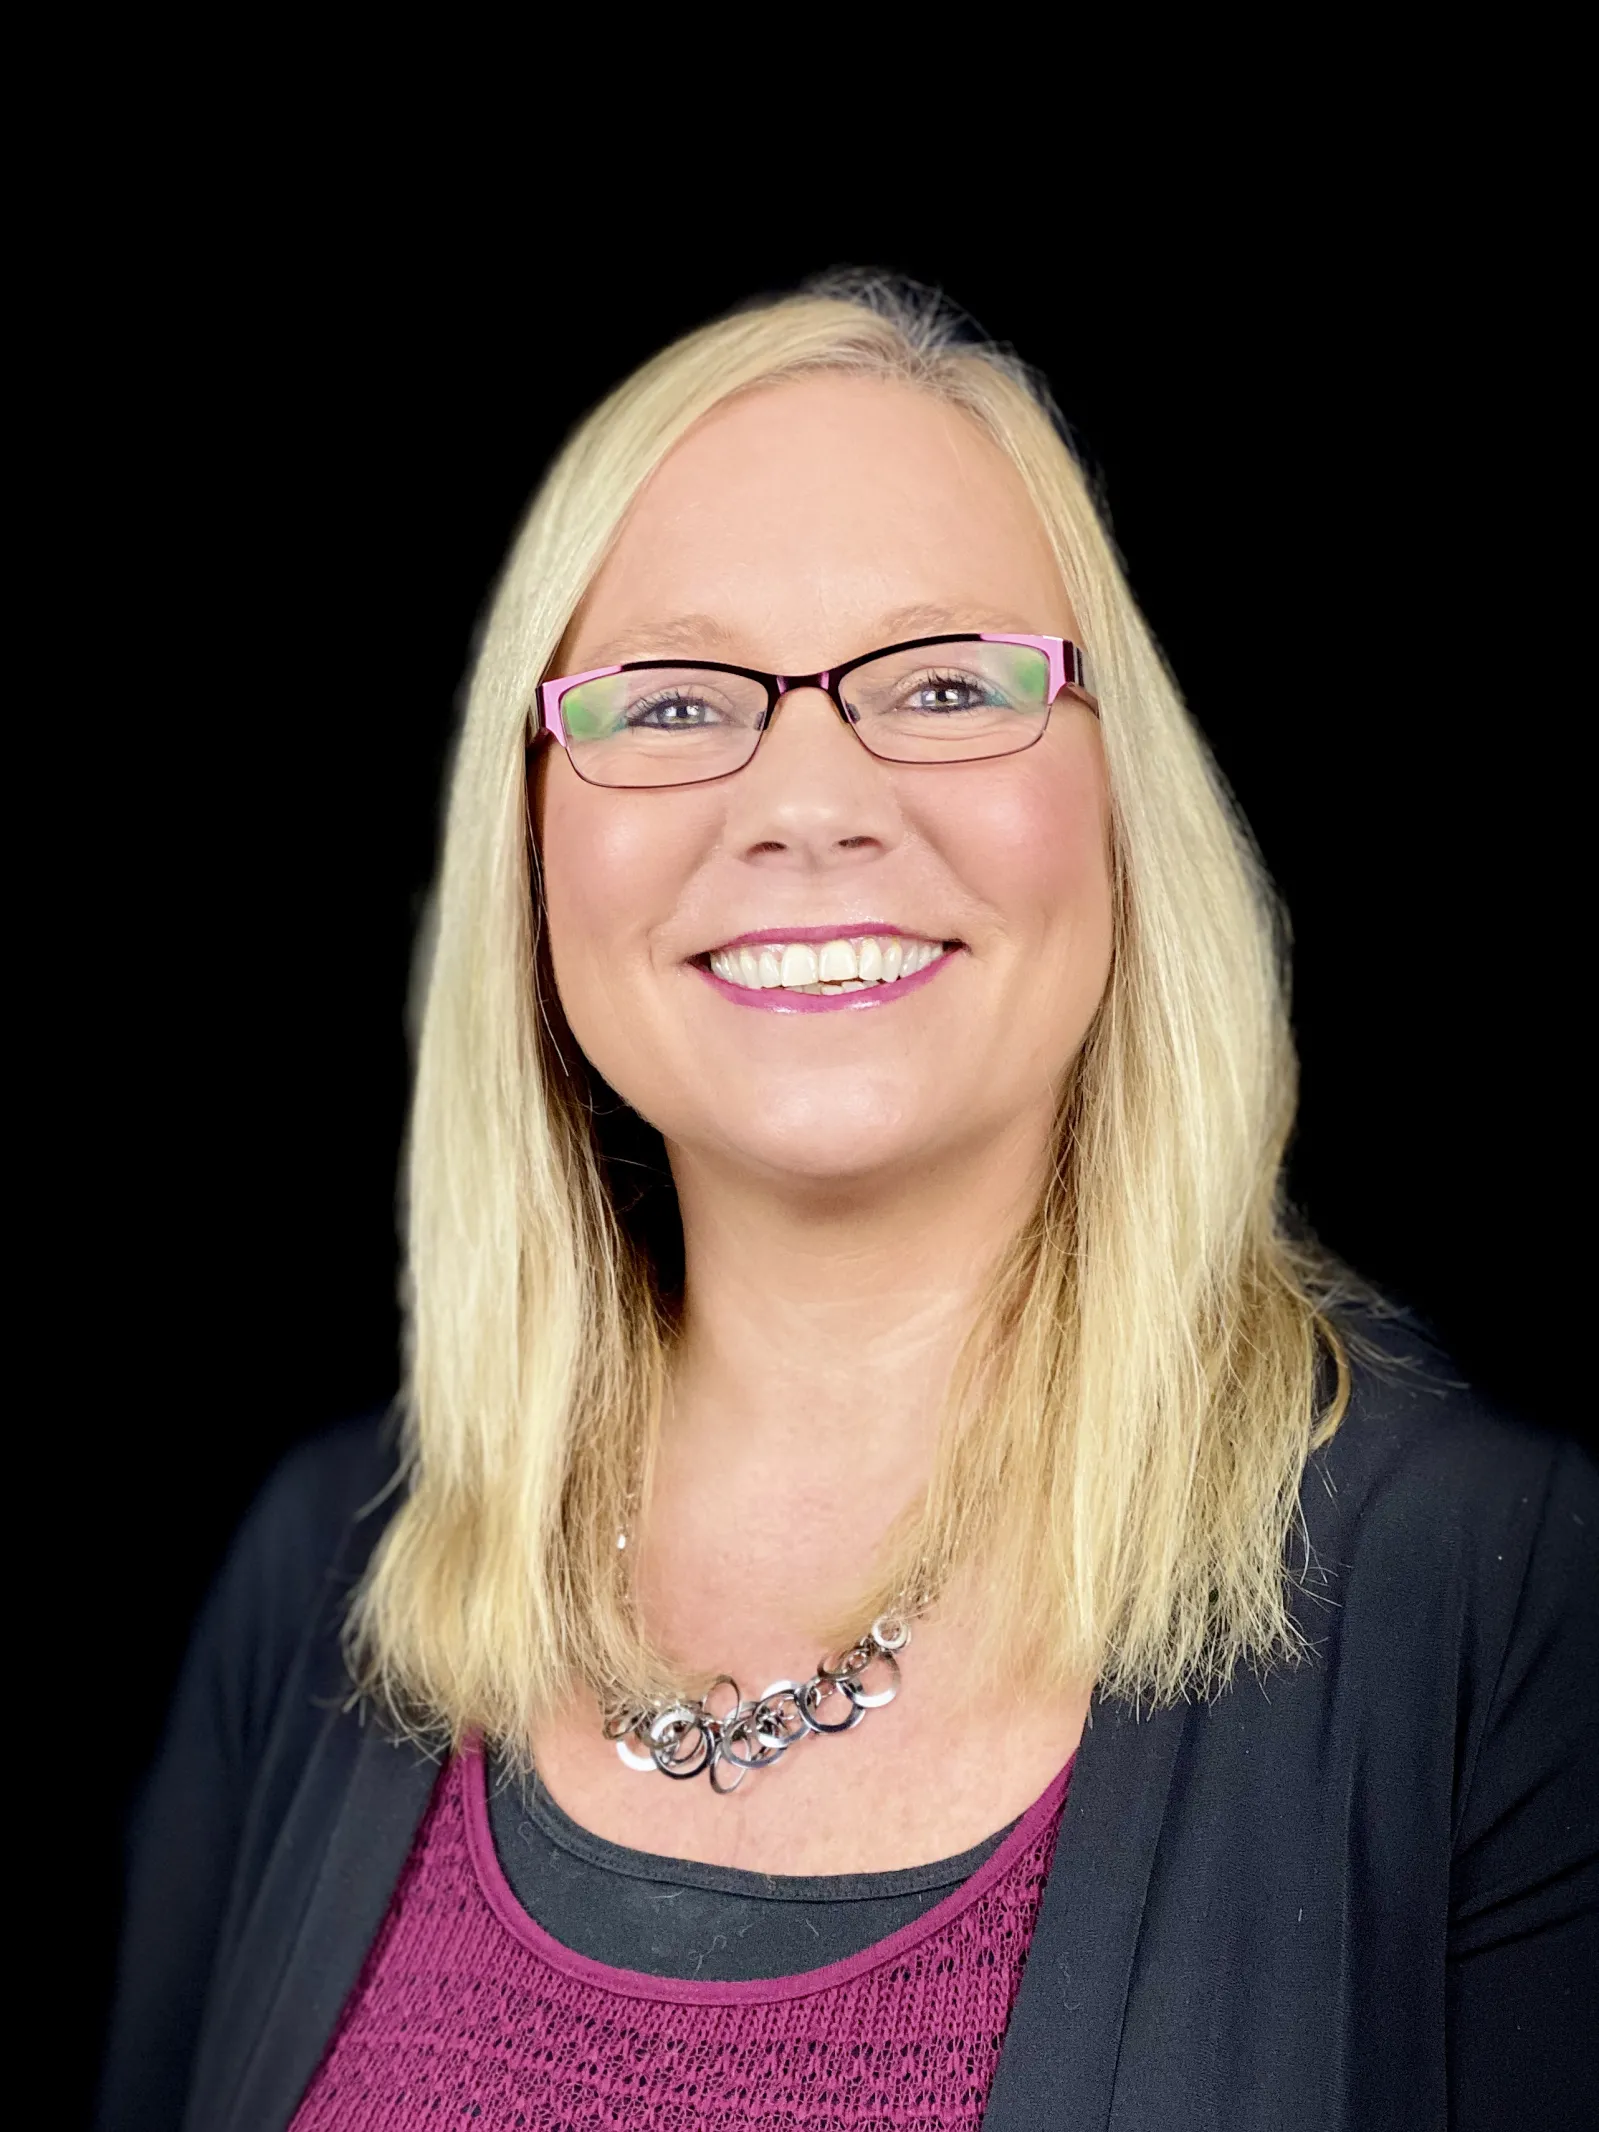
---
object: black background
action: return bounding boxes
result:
[76,180,1584,2106]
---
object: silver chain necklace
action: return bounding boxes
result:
[602,1614,914,1794]
[603,1526,920,1793]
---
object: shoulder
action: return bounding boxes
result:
[192,1408,407,1767]
[1300,1305,1597,1737]
[99,1416,408,2132]
[1308,1304,1595,1569]
[232,1407,406,1590]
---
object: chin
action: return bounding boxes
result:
[674,1100,975,1195]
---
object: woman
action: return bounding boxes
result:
[99,281,1597,2129]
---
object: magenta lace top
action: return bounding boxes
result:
[291,1742,1073,2128]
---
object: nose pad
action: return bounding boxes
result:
[764,682,857,737]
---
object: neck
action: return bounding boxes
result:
[637,1112,1050,1653]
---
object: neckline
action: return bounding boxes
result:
[460,1740,1075,2007]
[494,1749,1018,1901]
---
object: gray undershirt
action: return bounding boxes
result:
[485,1751,1017,1982]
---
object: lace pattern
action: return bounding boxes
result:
[291,1743,1071,2129]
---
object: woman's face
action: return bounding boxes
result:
[537,374,1114,1193]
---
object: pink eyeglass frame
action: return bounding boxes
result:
[531,632,1099,785]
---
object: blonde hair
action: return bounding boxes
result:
[349,276,1347,1749]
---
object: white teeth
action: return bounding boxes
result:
[708,935,947,991]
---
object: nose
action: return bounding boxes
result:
[724,684,902,869]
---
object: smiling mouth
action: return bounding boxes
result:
[693,930,959,998]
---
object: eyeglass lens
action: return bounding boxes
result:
[557,639,1055,789]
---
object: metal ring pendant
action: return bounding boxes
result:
[650,1706,713,1780]
[798,1675,866,1734]
[839,1647,901,1710]
[717,1718,789,1771]
[707,1744,748,1793]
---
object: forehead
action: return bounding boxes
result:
[566,373,1072,669]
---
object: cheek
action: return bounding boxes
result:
[936,729,1114,967]
[539,790,639,963]
[535,755,705,1055]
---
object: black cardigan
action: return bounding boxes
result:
[97,1320,1599,2131]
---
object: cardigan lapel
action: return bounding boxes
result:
[186,1712,443,2132]
[982,1693,1190,2131]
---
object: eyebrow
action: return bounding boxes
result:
[571,603,1049,672]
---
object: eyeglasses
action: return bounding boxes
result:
[532,632,1099,790]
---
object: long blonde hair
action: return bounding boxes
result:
[349,277,1346,1749]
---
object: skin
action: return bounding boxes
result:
[531,373,1112,1872]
